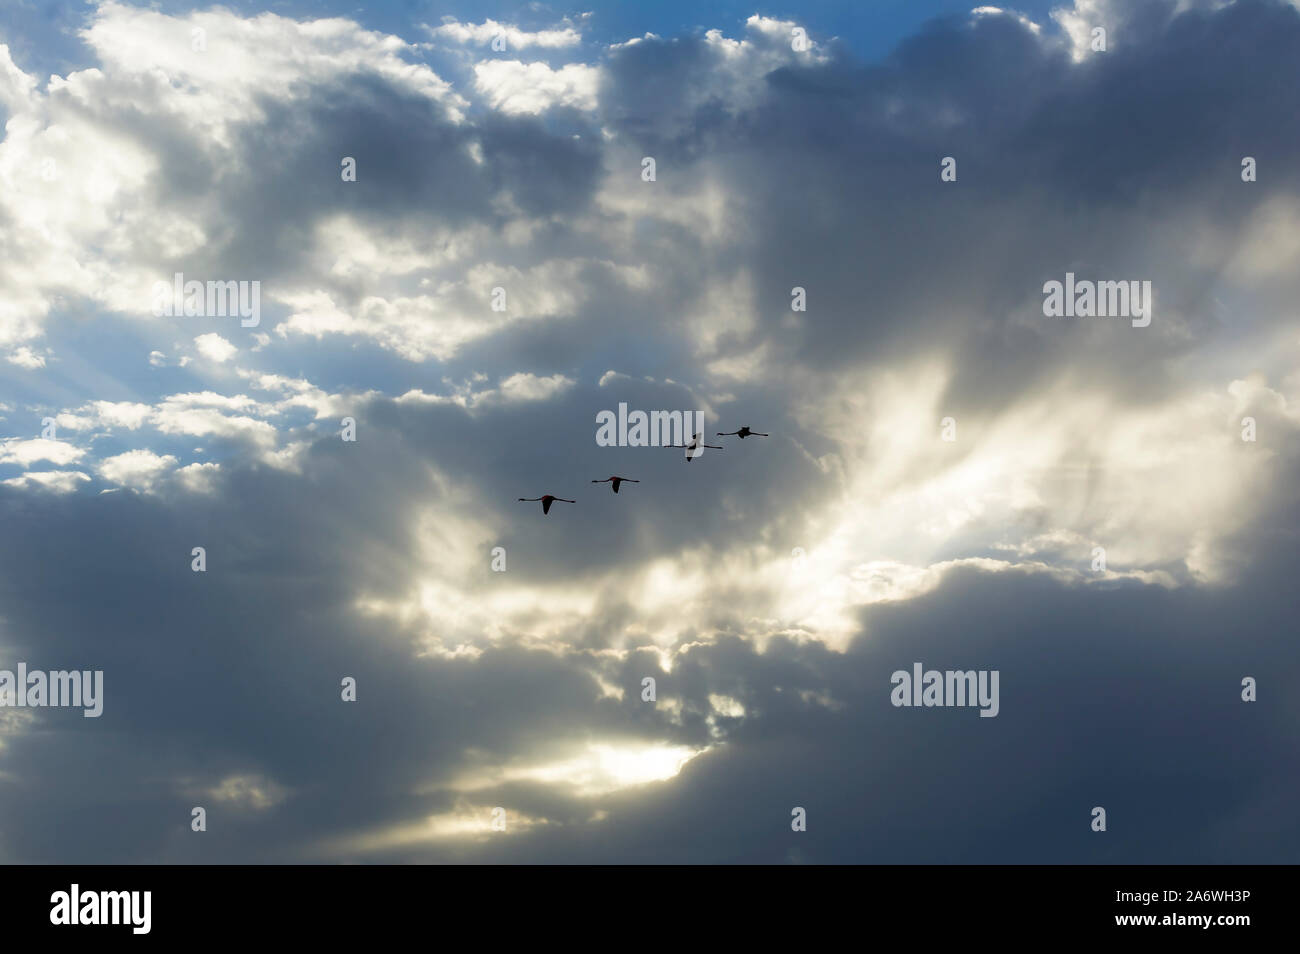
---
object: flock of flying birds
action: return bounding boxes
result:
[517,426,769,514]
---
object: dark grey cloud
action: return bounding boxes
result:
[0,388,1295,862]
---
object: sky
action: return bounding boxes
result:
[0,0,1297,863]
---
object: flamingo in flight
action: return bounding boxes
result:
[718,426,768,439]
[518,494,576,515]
[592,476,640,493]
[667,432,723,462]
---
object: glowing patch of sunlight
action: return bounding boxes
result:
[452,742,705,797]
[317,803,547,855]
[360,542,731,653]
[356,348,1287,662]
[0,707,35,761]
[787,359,1277,605]
[743,356,1274,646]
[708,694,745,718]
[595,176,734,245]
[207,773,287,811]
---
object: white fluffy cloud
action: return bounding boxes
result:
[472,60,600,114]
[96,448,177,490]
[0,1,467,353]
[0,438,84,466]
[2,470,90,492]
[429,18,583,49]
[194,333,237,363]
[396,372,575,410]
[5,346,46,368]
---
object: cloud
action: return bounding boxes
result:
[194,333,236,363]
[473,61,600,114]
[56,401,153,431]
[496,372,575,403]
[0,438,84,466]
[175,461,220,494]
[428,18,583,49]
[0,0,1298,864]
[151,405,276,449]
[95,448,177,490]
[5,346,45,368]
[1,470,90,492]
[206,773,288,811]
[0,0,469,352]
[396,372,575,410]
[273,255,634,361]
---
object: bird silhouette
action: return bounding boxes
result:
[592,476,640,493]
[518,495,576,515]
[717,426,768,439]
[666,432,723,462]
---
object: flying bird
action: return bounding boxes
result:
[517,495,576,515]
[667,432,723,462]
[592,476,640,493]
[717,426,769,439]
